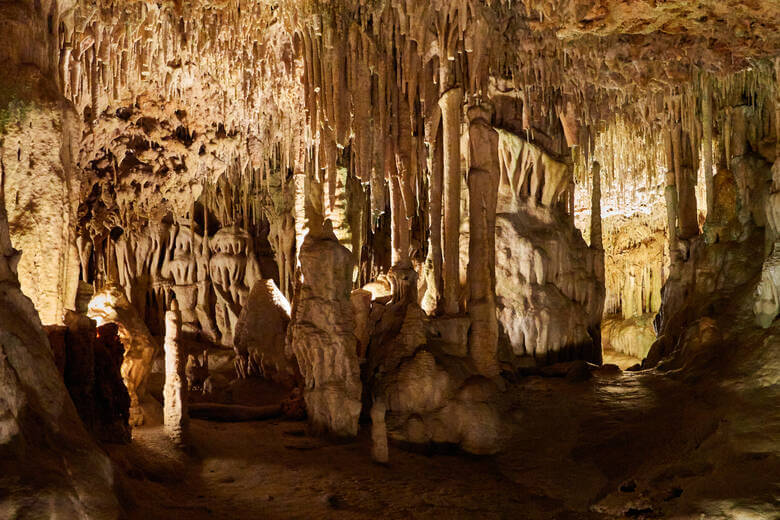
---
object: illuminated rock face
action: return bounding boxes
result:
[0,136,119,517]
[288,223,361,437]
[88,285,158,426]
[2,69,81,326]
[163,301,188,446]
[494,129,604,366]
[233,278,298,387]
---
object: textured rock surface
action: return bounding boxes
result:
[288,223,361,437]
[0,0,778,514]
[601,314,656,360]
[88,285,159,426]
[1,65,81,325]
[0,143,119,517]
[46,316,131,444]
[496,207,603,365]
[233,278,298,387]
[163,301,188,446]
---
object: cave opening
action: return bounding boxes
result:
[0,1,778,519]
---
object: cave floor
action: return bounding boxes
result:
[108,363,779,520]
[601,349,643,370]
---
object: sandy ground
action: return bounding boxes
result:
[105,359,779,520]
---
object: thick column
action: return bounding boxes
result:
[164,299,188,445]
[439,87,463,315]
[467,106,500,377]
[288,222,361,437]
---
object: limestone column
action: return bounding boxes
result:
[288,222,361,437]
[703,79,715,218]
[422,124,444,315]
[389,175,410,268]
[164,299,188,445]
[674,126,699,240]
[466,106,500,377]
[590,161,603,251]
[439,87,463,315]
[664,129,679,258]
[590,160,606,339]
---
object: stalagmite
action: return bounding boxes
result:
[370,397,389,464]
[288,221,361,437]
[163,299,188,445]
[439,87,463,315]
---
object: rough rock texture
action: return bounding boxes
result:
[601,314,656,360]
[46,316,131,444]
[88,285,159,426]
[288,223,361,437]
[364,297,504,455]
[0,143,119,517]
[495,207,603,365]
[233,278,298,387]
[1,65,81,325]
[492,127,603,367]
[755,59,780,327]
[0,0,779,506]
[650,96,774,369]
[163,300,188,446]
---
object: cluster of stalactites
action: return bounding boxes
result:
[295,1,587,225]
[55,0,305,222]
[575,61,776,233]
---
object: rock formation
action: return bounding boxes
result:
[288,221,361,437]
[163,300,188,446]
[0,138,119,517]
[233,278,297,386]
[46,315,131,444]
[88,285,159,426]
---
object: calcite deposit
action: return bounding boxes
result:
[0,0,779,518]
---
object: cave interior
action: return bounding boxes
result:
[0,0,779,518]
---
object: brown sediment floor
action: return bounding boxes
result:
[108,361,779,520]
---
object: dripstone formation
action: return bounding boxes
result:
[0,0,778,518]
